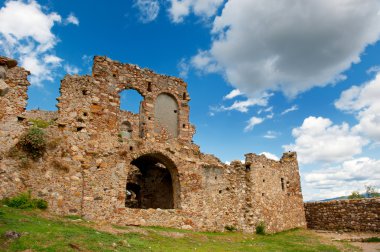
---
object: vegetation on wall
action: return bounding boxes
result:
[18,127,47,160]
[28,118,53,129]
[256,221,266,235]
[2,191,47,210]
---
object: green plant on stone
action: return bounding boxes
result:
[256,221,266,235]
[2,191,47,210]
[28,118,53,129]
[224,225,237,232]
[19,127,47,160]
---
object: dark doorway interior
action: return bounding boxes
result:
[125,154,174,209]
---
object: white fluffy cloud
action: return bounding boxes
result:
[65,13,79,25]
[0,0,74,87]
[335,72,380,142]
[168,0,224,23]
[283,116,368,164]
[0,0,61,52]
[223,89,242,100]
[192,0,380,97]
[244,116,264,132]
[304,157,380,201]
[259,152,279,161]
[134,0,160,23]
[64,64,80,75]
[211,92,272,113]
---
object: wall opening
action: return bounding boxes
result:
[281,178,285,191]
[154,93,179,138]
[120,121,132,139]
[125,153,180,209]
[120,89,143,114]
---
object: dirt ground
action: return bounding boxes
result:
[312,230,380,252]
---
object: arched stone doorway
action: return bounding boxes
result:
[125,153,180,209]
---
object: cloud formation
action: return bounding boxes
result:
[281,105,298,115]
[223,89,242,100]
[134,0,160,23]
[210,92,272,113]
[304,157,380,200]
[259,152,279,161]
[168,0,224,23]
[244,116,264,132]
[0,0,76,86]
[192,0,380,97]
[263,130,279,139]
[335,72,380,142]
[283,116,368,164]
[65,13,79,25]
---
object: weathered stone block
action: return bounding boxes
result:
[0,79,9,96]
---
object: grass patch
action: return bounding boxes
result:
[363,237,380,242]
[2,192,47,210]
[64,215,83,220]
[0,206,343,252]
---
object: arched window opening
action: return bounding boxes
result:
[125,153,179,209]
[120,121,132,139]
[119,89,143,114]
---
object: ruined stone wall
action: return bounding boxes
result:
[305,198,380,232]
[0,55,306,233]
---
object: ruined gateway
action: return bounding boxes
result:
[0,56,306,233]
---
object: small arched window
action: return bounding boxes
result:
[121,121,132,139]
[119,89,143,114]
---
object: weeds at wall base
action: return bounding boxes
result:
[1,191,47,210]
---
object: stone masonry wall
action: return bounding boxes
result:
[305,198,380,232]
[0,55,306,233]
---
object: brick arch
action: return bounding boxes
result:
[125,152,181,209]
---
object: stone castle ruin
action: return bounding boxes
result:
[0,56,306,233]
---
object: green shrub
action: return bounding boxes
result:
[224,225,237,232]
[19,127,46,160]
[364,237,380,242]
[28,118,53,129]
[256,221,266,235]
[2,192,48,210]
[348,191,363,199]
[33,198,48,209]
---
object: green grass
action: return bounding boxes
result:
[363,237,380,242]
[0,206,344,252]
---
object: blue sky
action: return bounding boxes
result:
[1,0,380,201]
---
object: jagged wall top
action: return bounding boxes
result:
[56,56,194,143]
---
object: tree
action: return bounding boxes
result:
[348,190,363,199]
[365,185,380,198]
